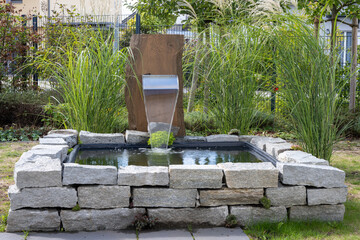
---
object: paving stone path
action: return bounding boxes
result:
[0,228,249,240]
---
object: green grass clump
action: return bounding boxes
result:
[33,28,129,133]
[0,213,7,232]
[197,24,269,134]
[270,16,346,161]
[225,214,238,228]
[260,197,271,209]
[71,204,81,211]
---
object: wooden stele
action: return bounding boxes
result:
[125,34,186,136]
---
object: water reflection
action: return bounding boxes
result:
[75,148,261,168]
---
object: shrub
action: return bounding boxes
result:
[0,126,48,142]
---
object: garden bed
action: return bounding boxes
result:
[6,130,347,232]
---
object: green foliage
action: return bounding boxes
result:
[0,90,56,105]
[0,1,41,91]
[228,129,240,136]
[23,230,29,240]
[196,24,270,134]
[42,102,66,129]
[0,126,48,142]
[271,16,347,161]
[225,214,238,228]
[148,131,175,148]
[260,197,271,209]
[184,111,216,132]
[32,29,129,133]
[133,213,157,232]
[71,204,81,211]
[245,200,360,239]
[67,148,74,154]
[0,213,7,232]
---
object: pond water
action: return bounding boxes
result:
[75,148,262,168]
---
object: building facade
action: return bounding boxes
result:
[5,0,122,16]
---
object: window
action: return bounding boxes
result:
[11,0,23,3]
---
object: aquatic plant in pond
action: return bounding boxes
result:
[147,131,175,148]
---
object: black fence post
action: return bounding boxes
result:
[136,13,141,34]
[33,15,38,88]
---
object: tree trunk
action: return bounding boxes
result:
[314,16,319,39]
[349,17,358,112]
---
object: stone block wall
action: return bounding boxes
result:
[6,131,347,232]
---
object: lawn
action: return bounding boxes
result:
[0,140,359,239]
[0,142,37,231]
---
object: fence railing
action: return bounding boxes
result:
[10,14,360,95]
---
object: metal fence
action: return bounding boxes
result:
[24,14,198,46]
[11,14,360,94]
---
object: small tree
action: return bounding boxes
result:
[0,0,40,91]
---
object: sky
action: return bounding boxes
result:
[123,0,136,15]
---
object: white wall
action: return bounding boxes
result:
[39,0,123,16]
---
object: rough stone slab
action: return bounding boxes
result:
[230,206,287,226]
[8,185,77,210]
[199,188,263,206]
[238,135,254,143]
[206,134,239,142]
[277,163,345,188]
[148,206,228,227]
[63,163,117,185]
[219,162,278,188]
[307,188,347,205]
[289,205,345,222]
[6,209,60,232]
[79,131,125,144]
[265,142,293,158]
[30,144,68,161]
[266,184,306,207]
[48,129,78,135]
[125,130,149,144]
[133,188,197,207]
[118,166,169,186]
[250,137,286,151]
[61,208,145,231]
[44,130,78,147]
[192,228,250,240]
[183,136,207,142]
[169,165,223,189]
[138,229,192,239]
[39,137,68,146]
[278,151,329,166]
[78,186,130,209]
[14,153,62,189]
